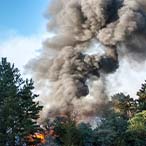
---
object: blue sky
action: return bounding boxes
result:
[0,0,145,97]
[0,0,51,72]
[0,0,50,36]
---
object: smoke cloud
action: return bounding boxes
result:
[26,0,146,122]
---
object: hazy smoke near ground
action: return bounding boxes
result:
[26,0,146,122]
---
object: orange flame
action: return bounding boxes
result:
[27,133,45,145]
[27,123,62,145]
[35,133,45,143]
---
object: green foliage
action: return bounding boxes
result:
[112,93,137,119]
[46,116,94,146]
[94,111,128,146]
[0,58,43,146]
[92,93,136,146]
[128,110,146,131]
[77,123,94,146]
[43,80,146,146]
[137,81,146,111]
[52,116,82,146]
[121,130,146,146]
[119,110,146,146]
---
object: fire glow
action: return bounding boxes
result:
[27,127,59,145]
[27,133,45,145]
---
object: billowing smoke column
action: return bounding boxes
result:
[26,0,146,121]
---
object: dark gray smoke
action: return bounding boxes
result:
[26,0,146,122]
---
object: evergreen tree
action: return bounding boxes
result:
[44,115,84,146]
[137,81,146,111]
[94,111,128,146]
[121,111,146,146]
[53,116,82,146]
[0,58,43,146]
[128,110,146,131]
[93,94,133,146]
[112,93,137,119]
[78,123,94,146]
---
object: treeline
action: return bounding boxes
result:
[44,84,146,146]
[0,58,43,146]
[0,58,146,146]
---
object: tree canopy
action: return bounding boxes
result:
[43,81,146,146]
[1,57,146,146]
[0,58,43,146]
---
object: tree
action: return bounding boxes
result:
[128,110,146,131]
[93,94,133,146]
[93,111,128,146]
[121,111,146,146]
[137,81,146,111]
[0,58,43,146]
[53,116,82,146]
[112,93,137,119]
[78,123,94,146]
[43,114,95,146]
[121,129,146,146]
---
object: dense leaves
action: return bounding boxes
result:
[0,58,43,146]
[44,81,146,146]
[1,58,146,146]
[137,81,146,111]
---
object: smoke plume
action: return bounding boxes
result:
[26,0,146,122]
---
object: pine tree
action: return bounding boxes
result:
[0,58,43,146]
[121,111,146,146]
[112,93,137,119]
[137,81,146,111]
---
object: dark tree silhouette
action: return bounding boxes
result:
[0,58,43,146]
